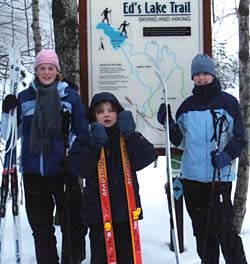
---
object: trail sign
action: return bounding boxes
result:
[79,0,211,149]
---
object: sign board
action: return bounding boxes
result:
[84,0,211,148]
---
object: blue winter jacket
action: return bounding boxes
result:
[171,79,246,183]
[68,125,157,224]
[1,80,88,175]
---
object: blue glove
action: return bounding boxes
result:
[211,151,231,169]
[157,103,175,129]
[2,94,18,113]
[117,111,136,138]
[89,123,107,150]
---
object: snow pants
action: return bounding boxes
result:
[182,179,247,264]
[23,172,87,264]
[89,222,133,264]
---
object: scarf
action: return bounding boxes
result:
[192,78,222,102]
[30,79,62,154]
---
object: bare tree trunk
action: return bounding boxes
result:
[47,0,55,49]
[31,0,42,54]
[24,0,31,54]
[211,0,215,23]
[52,0,79,87]
[10,0,15,46]
[233,0,250,234]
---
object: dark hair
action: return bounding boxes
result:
[90,101,118,122]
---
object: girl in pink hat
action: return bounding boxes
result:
[2,49,88,263]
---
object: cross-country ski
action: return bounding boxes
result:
[0,47,22,264]
[155,69,181,264]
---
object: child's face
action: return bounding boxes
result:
[35,64,58,86]
[94,102,118,128]
[193,73,214,86]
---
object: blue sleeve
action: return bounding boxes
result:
[223,98,246,159]
[71,93,89,137]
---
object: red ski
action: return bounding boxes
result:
[97,148,117,264]
[120,136,142,264]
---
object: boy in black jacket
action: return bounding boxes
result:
[68,92,157,264]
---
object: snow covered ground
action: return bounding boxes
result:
[2,156,250,263]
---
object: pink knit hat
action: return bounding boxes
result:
[34,49,60,70]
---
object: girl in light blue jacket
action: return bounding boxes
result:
[157,54,247,264]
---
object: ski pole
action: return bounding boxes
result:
[61,108,72,264]
[201,110,229,263]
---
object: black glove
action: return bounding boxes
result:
[59,157,70,173]
[60,108,71,136]
[59,157,71,183]
[2,94,18,113]
[89,122,108,150]
[157,103,175,129]
[211,151,231,169]
[157,103,166,125]
[117,111,136,138]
